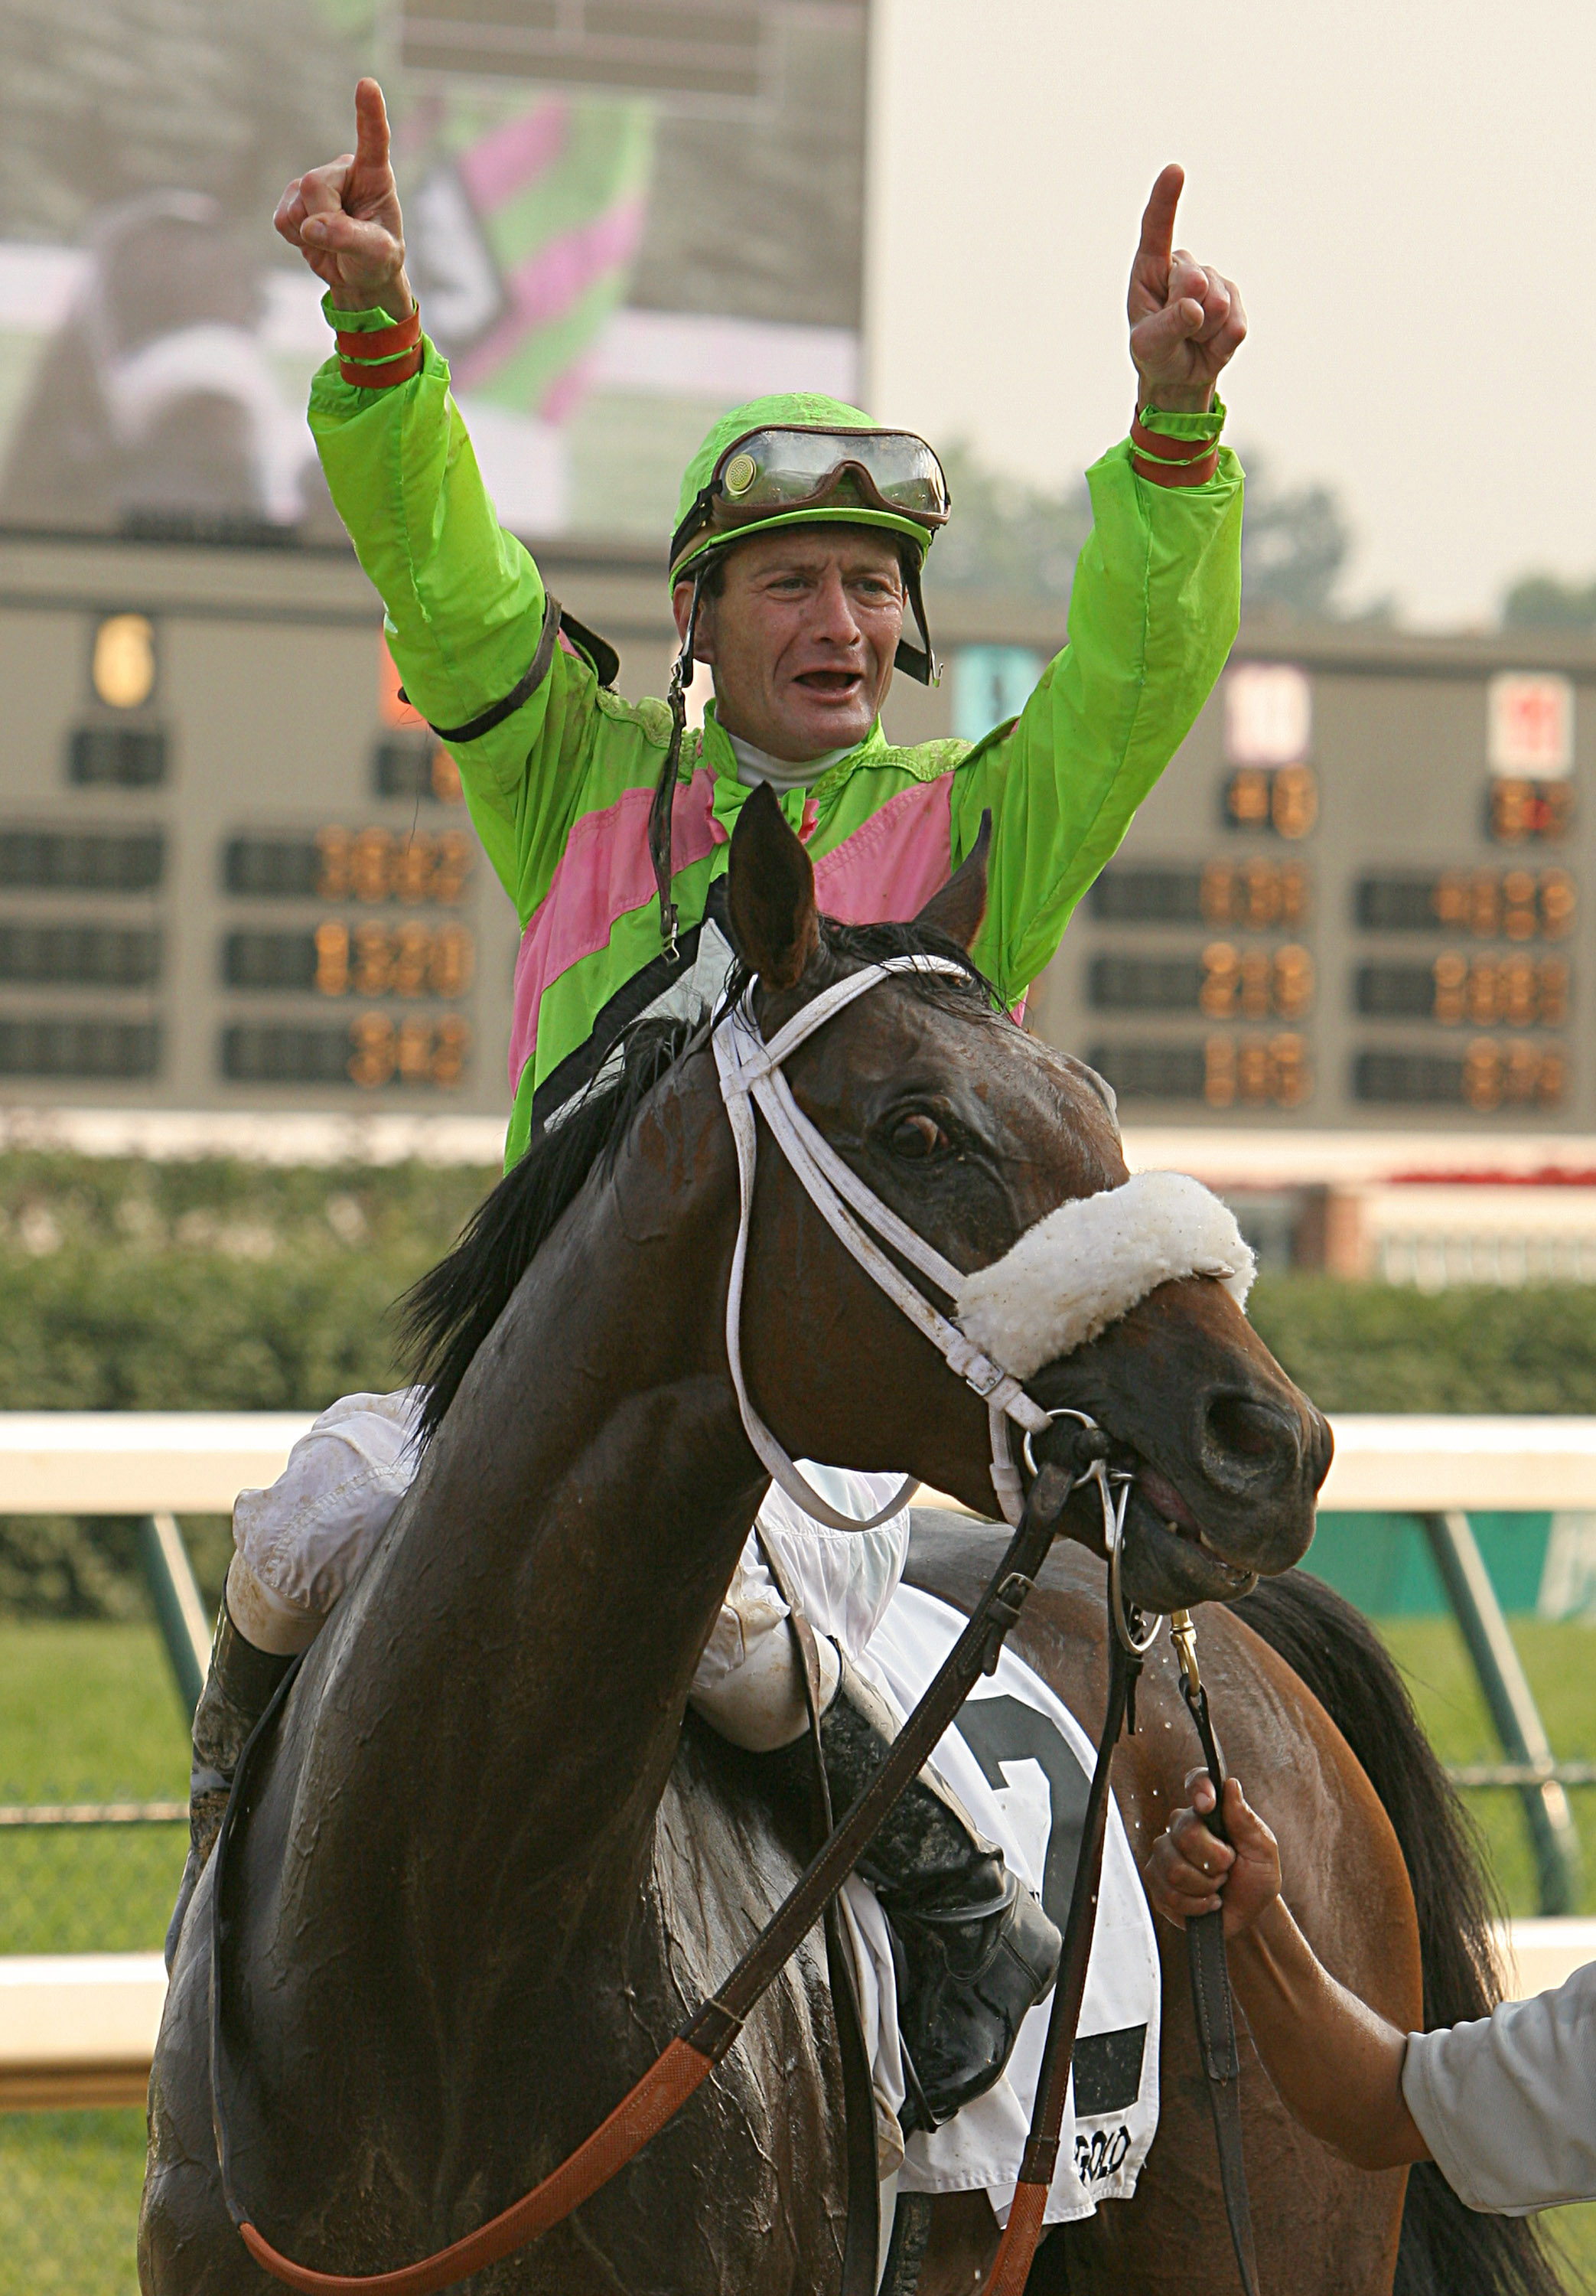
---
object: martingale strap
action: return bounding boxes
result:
[983,1631,1141,2295]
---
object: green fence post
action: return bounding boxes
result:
[137,1512,211,1721]
[1420,1510,1580,1917]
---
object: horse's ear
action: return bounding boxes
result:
[727,782,821,988]
[914,809,991,951]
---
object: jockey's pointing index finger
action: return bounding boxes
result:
[1136,163,1185,279]
[353,76,391,173]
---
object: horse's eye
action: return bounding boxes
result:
[888,1112,947,1159]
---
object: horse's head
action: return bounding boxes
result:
[725,784,1330,1610]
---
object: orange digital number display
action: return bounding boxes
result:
[1199,942,1316,1021]
[1202,1032,1314,1109]
[314,827,473,905]
[311,921,474,1000]
[1432,953,1569,1029]
[347,1013,471,1091]
[1223,764,1318,839]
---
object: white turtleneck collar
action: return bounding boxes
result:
[725,729,849,794]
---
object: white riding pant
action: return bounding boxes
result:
[227,1388,912,1752]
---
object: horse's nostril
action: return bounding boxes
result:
[1206,1394,1291,1465]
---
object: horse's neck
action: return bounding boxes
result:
[313,1074,766,1936]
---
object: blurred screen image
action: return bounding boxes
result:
[0,0,867,543]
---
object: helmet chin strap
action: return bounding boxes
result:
[893,553,939,686]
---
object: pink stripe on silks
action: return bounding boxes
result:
[457,100,568,213]
[812,775,956,925]
[453,200,648,391]
[508,769,724,1095]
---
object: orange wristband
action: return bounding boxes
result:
[336,305,422,389]
[338,343,423,388]
[1129,408,1220,488]
[335,307,421,362]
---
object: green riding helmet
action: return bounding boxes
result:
[669,391,951,593]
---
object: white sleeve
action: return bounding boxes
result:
[754,1467,911,1657]
[1401,1962,1596,2215]
[232,1387,426,1616]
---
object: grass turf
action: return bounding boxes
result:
[1376,1614,1596,1919]
[0,1620,189,1958]
[0,2112,148,2296]
[2,1612,1594,2286]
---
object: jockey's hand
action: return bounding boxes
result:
[1128,165,1246,414]
[274,77,412,319]
[1142,1769,1280,1938]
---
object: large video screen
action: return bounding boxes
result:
[0,0,866,546]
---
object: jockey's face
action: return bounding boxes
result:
[675,526,907,765]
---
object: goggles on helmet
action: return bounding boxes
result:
[669,424,952,581]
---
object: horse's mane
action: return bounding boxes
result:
[401,918,996,1445]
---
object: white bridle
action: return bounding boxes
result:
[712,956,1256,1543]
[714,957,1048,1531]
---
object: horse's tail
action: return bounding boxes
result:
[1226,1569,1570,2296]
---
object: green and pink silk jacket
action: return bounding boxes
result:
[310,306,1243,1170]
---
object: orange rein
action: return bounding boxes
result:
[236,2037,714,2295]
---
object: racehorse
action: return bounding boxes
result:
[139,789,1555,2296]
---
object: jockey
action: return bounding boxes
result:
[166,77,1247,2142]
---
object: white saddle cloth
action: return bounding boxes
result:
[840,1583,1162,2229]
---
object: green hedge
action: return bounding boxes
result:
[0,1153,498,1616]
[2,1152,1596,1614]
[1247,1277,1596,1415]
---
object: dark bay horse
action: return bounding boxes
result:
[140,791,1532,2294]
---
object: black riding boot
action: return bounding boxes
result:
[780,1648,1062,2133]
[163,1593,293,1971]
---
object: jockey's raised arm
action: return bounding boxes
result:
[276,82,1244,1168]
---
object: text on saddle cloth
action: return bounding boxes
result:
[712,959,1256,1530]
[859,1582,1161,2227]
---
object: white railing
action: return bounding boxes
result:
[6,1410,1596,1518]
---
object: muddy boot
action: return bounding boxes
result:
[780,1648,1063,2133]
[163,1593,293,1971]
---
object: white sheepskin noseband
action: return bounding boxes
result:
[954,1171,1256,1381]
